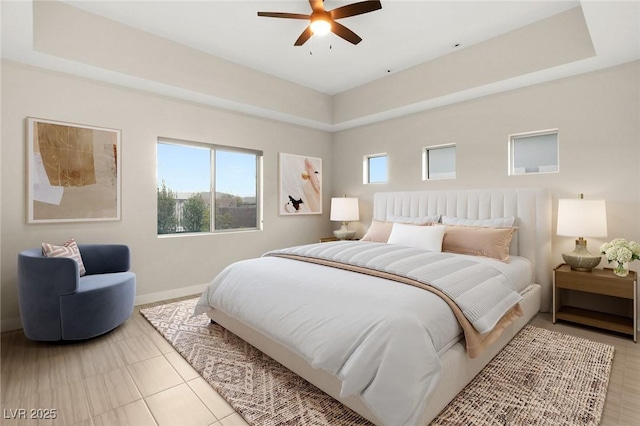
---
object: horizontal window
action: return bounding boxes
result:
[157,138,262,235]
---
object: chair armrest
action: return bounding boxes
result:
[18,249,80,341]
[18,250,80,296]
[78,244,130,274]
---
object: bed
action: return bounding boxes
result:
[195,188,552,426]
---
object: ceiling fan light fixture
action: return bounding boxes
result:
[257,0,381,46]
[310,18,331,35]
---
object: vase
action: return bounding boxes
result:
[613,261,629,277]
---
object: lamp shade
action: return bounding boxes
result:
[330,197,359,222]
[557,199,607,237]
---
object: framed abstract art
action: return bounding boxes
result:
[27,117,121,223]
[279,153,322,215]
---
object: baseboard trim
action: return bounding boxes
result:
[1,317,23,332]
[134,283,208,306]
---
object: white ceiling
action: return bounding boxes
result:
[58,0,584,95]
[1,1,639,130]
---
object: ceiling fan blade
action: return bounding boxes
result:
[294,26,313,46]
[309,0,324,13]
[330,0,381,20]
[331,21,362,45]
[257,12,310,20]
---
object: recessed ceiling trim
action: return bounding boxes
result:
[2,0,639,133]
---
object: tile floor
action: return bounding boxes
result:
[1,297,638,425]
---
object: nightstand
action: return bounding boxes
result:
[319,237,339,243]
[553,264,637,342]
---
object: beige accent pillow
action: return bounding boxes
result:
[442,225,516,261]
[441,216,519,255]
[42,238,87,276]
[361,220,395,243]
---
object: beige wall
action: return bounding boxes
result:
[332,61,640,313]
[0,61,334,329]
[2,59,638,329]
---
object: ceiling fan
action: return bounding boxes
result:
[257,0,382,46]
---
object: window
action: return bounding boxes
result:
[157,138,261,235]
[364,154,388,184]
[509,130,558,175]
[423,144,456,180]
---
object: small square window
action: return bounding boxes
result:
[363,154,388,184]
[423,144,456,180]
[509,130,558,175]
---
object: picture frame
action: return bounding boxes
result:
[279,152,322,215]
[27,117,121,223]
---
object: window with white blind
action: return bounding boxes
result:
[509,130,559,175]
[423,144,456,180]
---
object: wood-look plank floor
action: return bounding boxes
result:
[1,297,638,425]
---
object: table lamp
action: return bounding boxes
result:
[557,194,607,271]
[330,197,359,240]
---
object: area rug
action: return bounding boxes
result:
[140,298,614,426]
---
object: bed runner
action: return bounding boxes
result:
[265,241,523,358]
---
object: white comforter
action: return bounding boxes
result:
[195,246,532,426]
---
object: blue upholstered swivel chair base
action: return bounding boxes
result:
[18,244,136,341]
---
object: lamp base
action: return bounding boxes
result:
[562,238,602,272]
[333,230,356,240]
[333,222,355,240]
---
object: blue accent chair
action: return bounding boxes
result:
[17,244,136,341]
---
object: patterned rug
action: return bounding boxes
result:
[140,298,614,426]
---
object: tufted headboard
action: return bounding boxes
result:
[373,188,552,311]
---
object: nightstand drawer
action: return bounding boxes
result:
[319,237,339,243]
[554,265,634,299]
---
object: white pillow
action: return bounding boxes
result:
[387,223,446,252]
[386,214,441,224]
[441,216,515,227]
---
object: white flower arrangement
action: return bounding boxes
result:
[600,238,640,266]
[600,238,640,277]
